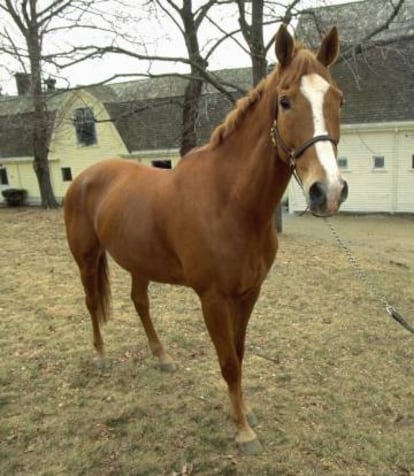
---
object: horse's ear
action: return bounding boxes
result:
[275,24,294,68]
[317,27,340,67]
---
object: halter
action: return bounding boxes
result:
[270,120,338,174]
[270,118,339,213]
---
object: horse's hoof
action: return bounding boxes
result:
[246,411,259,428]
[157,361,177,373]
[95,357,107,370]
[237,437,263,455]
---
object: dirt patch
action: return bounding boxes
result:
[0,209,413,475]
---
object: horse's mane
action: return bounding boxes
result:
[207,43,309,151]
[207,76,270,150]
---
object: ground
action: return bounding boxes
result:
[0,208,413,475]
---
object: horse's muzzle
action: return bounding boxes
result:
[309,178,348,216]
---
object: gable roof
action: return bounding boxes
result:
[333,41,414,124]
[0,112,36,158]
[297,0,414,48]
[0,109,57,159]
[104,92,235,152]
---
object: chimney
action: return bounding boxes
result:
[44,77,56,92]
[15,73,31,96]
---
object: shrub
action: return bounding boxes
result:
[1,188,28,206]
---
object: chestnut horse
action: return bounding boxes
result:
[64,25,347,454]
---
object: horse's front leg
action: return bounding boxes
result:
[200,289,262,455]
[230,286,261,428]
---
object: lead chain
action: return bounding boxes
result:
[324,218,414,334]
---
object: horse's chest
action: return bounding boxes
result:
[216,235,276,291]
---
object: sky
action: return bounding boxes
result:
[0,0,361,95]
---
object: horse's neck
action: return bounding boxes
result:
[215,92,291,225]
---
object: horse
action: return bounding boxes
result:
[64,24,347,455]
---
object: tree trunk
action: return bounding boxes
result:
[28,8,59,208]
[31,99,59,208]
[179,0,207,157]
[180,76,204,156]
[250,0,267,86]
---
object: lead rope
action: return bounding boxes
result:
[324,218,414,334]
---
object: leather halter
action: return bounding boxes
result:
[270,120,338,172]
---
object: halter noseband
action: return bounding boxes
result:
[270,120,338,172]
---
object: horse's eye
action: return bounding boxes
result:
[279,96,291,110]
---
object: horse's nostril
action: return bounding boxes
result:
[340,180,349,203]
[309,181,327,208]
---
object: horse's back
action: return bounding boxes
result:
[66,158,143,202]
[65,158,167,219]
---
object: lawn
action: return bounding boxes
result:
[0,208,413,475]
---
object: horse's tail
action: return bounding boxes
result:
[96,251,111,324]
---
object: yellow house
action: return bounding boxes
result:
[0,86,129,203]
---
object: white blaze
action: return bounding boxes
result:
[299,74,339,181]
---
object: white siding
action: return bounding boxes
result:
[289,122,414,213]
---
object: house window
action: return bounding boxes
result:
[74,107,97,146]
[61,167,72,182]
[338,156,348,169]
[151,160,172,169]
[0,168,8,185]
[373,155,385,169]
[412,154,414,169]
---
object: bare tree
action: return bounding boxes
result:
[0,0,125,208]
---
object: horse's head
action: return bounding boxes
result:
[272,25,348,216]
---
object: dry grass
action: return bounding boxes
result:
[0,208,413,475]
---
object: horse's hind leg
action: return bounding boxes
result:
[67,223,108,365]
[131,276,176,372]
[79,256,104,364]
[78,251,109,368]
[65,185,111,368]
